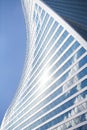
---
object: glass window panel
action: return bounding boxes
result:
[79,55,87,68]
[75,124,87,130]
[34,13,49,47]
[33,16,54,67]
[12,80,87,128]
[15,65,87,120]
[78,67,87,79]
[36,98,87,130]
[41,9,45,19]
[34,21,59,66]
[15,65,87,117]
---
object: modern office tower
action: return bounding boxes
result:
[1,0,87,130]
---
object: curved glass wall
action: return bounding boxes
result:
[1,0,87,130]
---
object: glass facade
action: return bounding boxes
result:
[1,0,87,130]
[42,0,87,41]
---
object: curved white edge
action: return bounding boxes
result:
[36,0,87,50]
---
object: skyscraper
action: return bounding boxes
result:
[1,0,87,129]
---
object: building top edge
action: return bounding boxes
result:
[36,0,87,50]
[41,0,87,41]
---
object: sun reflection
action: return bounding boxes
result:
[40,68,49,85]
[39,67,50,91]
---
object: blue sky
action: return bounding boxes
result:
[0,0,26,126]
